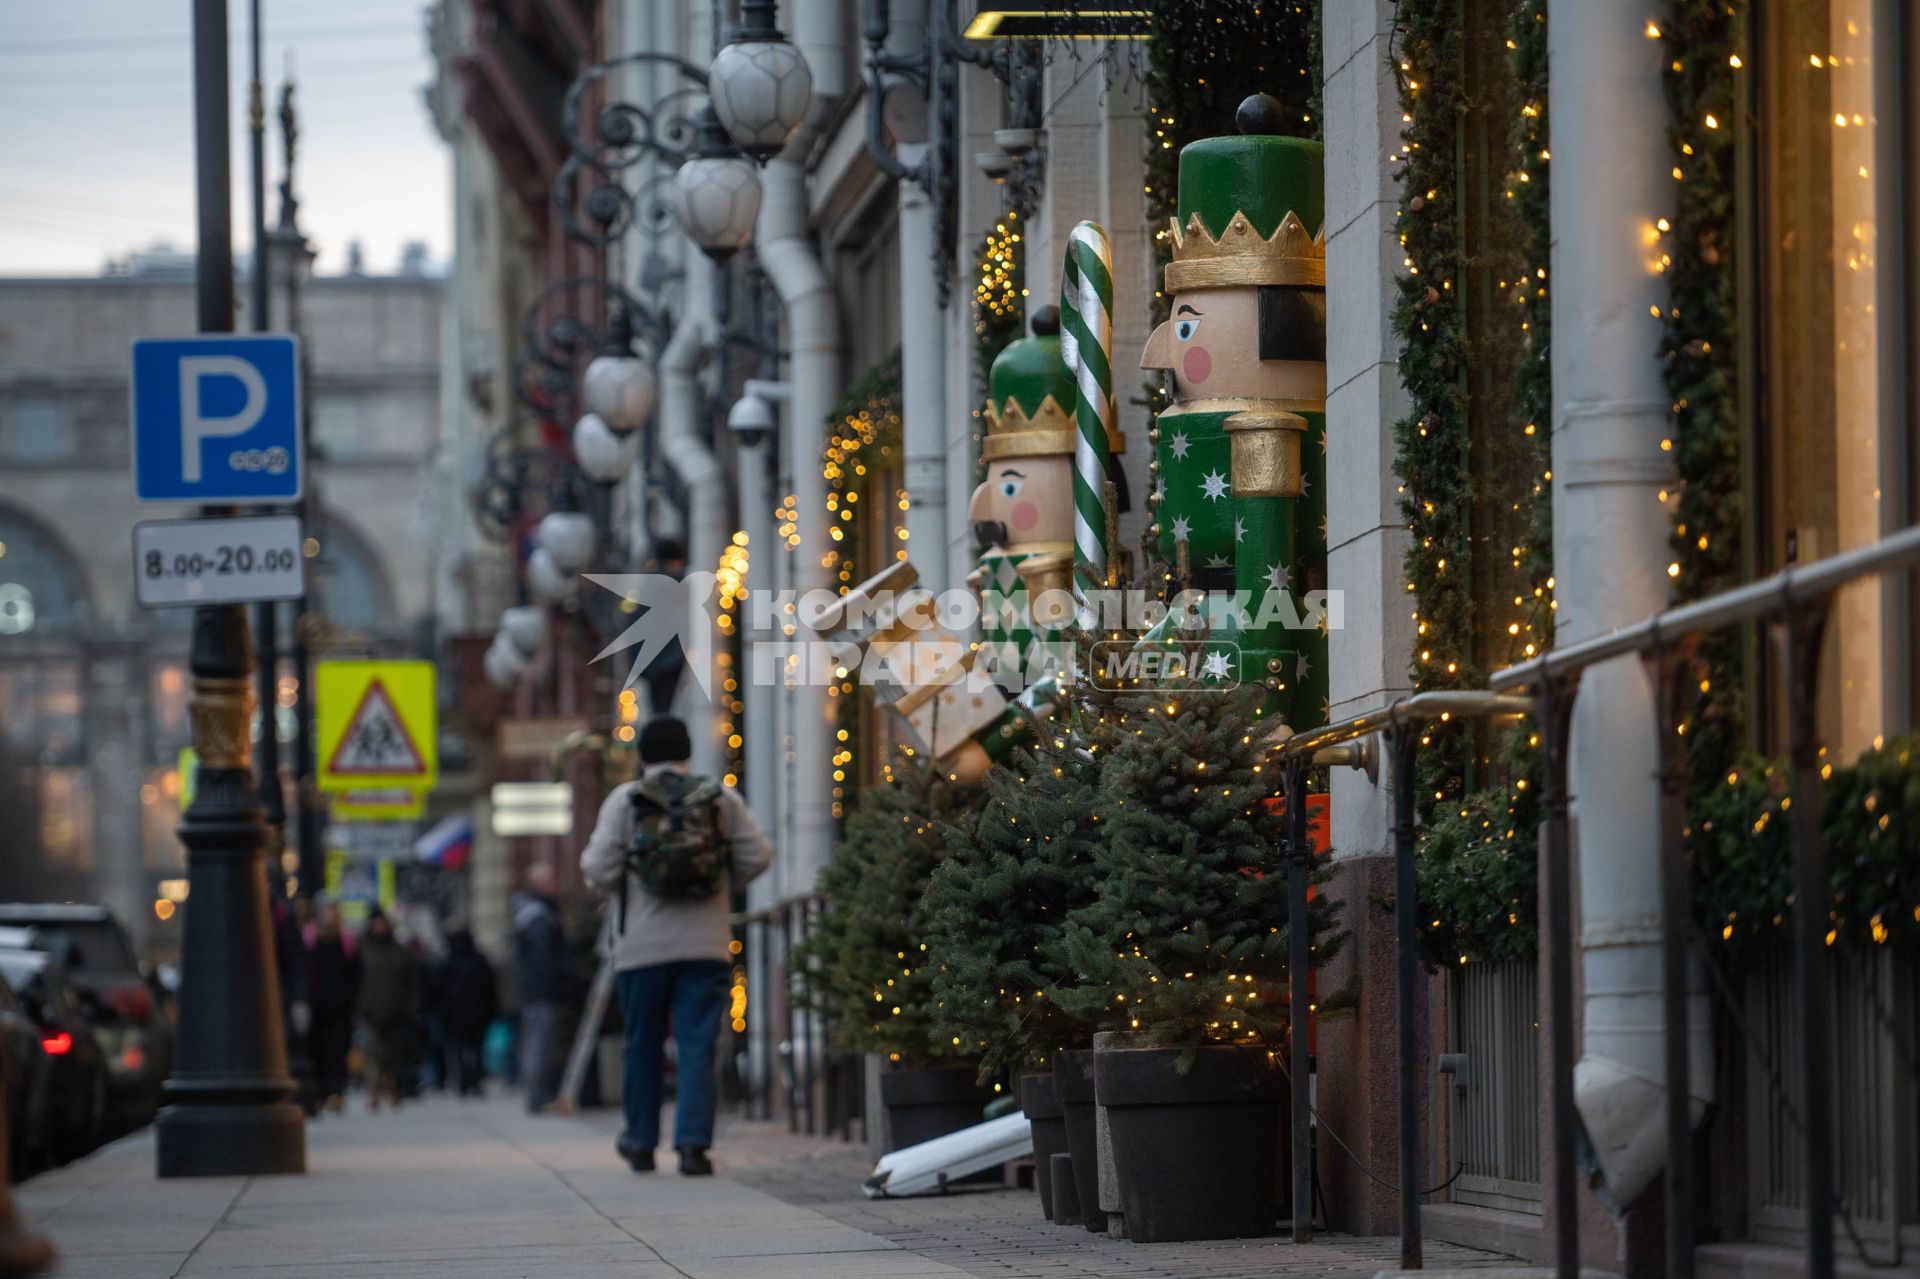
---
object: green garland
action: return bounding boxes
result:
[971,212,1026,396]
[1691,737,1920,953]
[1659,0,1747,802]
[822,352,903,818]
[1391,0,1553,965]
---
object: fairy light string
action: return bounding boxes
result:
[1391,0,1553,967]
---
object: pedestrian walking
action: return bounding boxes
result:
[437,928,497,1098]
[305,900,360,1113]
[355,910,422,1110]
[511,863,568,1112]
[581,715,771,1175]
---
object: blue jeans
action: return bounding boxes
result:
[616,959,730,1151]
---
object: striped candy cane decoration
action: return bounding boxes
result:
[1059,220,1115,604]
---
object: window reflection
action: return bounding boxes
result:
[1759,0,1905,758]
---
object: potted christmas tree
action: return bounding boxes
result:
[1052,677,1342,1243]
[799,764,990,1152]
[924,718,1116,1224]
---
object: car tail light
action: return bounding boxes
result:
[41,1031,73,1056]
[105,985,154,1023]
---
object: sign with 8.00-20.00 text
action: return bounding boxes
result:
[134,515,305,607]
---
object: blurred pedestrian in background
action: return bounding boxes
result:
[355,910,421,1110]
[304,900,359,1114]
[437,927,497,1098]
[511,863,567,1113]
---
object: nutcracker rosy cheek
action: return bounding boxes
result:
[1012,500,1038,533]
[1182,346,1213,385]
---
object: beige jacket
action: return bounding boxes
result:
[579,763,773,969]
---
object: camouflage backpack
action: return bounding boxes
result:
[619,772,727,924]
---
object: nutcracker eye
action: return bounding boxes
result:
[1174,318,1200,342]
[996,467,1025,500]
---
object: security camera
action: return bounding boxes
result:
[728,393,776,448]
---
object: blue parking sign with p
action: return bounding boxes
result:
[131,335,302,502]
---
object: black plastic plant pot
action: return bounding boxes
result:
[877,1065,992,1152]
[1020,1072,1067,1220]
[1095,1044,1283,1243]
[1052,1049,1109,1232]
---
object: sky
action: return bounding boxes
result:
[0,2,451,277]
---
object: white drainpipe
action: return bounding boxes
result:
[757,1,843,893]
[735,378,787,905]
[899,150,950,592]
[658,237,727,780]
[887,0,948,591]
[1549,4,1713,1212]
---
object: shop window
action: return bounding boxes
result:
[0,510,87,636]
[1754,0,1915,758]
[0,399,73,462]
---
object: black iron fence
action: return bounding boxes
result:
[1275,520,1920,1279]
[729,892,864,1141]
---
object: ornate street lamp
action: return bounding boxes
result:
[672,107,765,263]
[556,4,812,267]
[707,0,813,163]
[581,303,655,431]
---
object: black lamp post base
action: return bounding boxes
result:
[155,1100,307,1177]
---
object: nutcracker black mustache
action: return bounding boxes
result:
[973,519,1009,548]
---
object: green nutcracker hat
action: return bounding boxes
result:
[1167,94,1326,293]
[983,306,1123,461]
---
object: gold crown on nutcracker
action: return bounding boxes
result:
[982,393,1073,440]
[1166,208,1326,293]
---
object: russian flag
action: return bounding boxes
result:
[414,813,474,871]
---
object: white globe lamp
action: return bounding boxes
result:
[708,1,811,164]
[535,510,598,573]
[574,412,642,483]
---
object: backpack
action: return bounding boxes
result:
[618,772,727,927]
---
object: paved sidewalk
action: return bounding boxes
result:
[16,1096,1516,1278]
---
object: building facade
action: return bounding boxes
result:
[0,256,443,951]
[433,1,1916,1272]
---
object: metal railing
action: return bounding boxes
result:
[1489,521,1920,1279]
[1275,520,1920,1278]
[1275,691,1535,1263]
[730,892,862,1140]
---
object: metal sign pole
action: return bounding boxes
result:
[153,0,306,1179]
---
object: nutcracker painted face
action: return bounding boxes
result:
[968,454,1075,551]
[1140,281,1327,403]
[969,305,1109,554]
[1140,94,1328,407]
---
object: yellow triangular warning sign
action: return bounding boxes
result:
[326,679,426,777]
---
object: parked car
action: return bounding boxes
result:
[0,947,109,1163]
[0,905,173,1121]
[0,964,52,1177]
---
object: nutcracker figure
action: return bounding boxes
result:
[1139,93,1329,730]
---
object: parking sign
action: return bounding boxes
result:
[131,334,302,501]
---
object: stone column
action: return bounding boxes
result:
[1317,0,1421,1237]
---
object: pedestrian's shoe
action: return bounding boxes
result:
[677,1146,713,1176]
[616,1136,655,1172]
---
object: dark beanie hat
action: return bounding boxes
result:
[638,715,692,764]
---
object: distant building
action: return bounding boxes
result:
[0,251,442,949]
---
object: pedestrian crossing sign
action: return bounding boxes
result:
[316,660,437,792]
